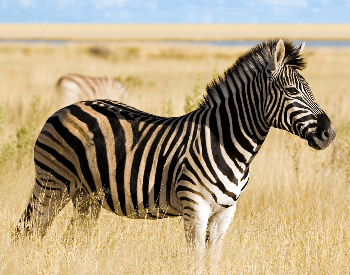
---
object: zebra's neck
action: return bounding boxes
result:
[198,59,271,175]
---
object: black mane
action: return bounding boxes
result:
[200,39,306,108]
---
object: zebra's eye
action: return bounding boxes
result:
[285,87,300,96]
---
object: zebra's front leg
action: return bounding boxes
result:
[206,203,237,273]
[181,199,211,274]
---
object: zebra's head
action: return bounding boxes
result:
[264,39,336,150]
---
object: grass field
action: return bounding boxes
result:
[0,40,350,274]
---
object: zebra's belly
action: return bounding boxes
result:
[121,207,183,220]
[96,180,183,219]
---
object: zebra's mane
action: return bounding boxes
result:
[200,39,306,108]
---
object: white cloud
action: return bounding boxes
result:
[96,0,132,9]
[244,1,255,6]
[57,0,76,10]
[145,1,157,10]
[202,11,212,23]
[116,10,131,21]
[1,0,9,9]
[251,15,258,23]
[218,17,226,23]
[273,6,289,14]
[186,11,196,22]
[20,0,38,9]
[264,0,308,7]
[103,11,112,19]
[230,9,243,17]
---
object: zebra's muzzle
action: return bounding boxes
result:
[306,113,336,150]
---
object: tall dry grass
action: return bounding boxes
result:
[0,41,349,274]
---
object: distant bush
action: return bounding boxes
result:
[0,107,5,136]
[148,48,204,60]
[0,97,39,167]
[124,76,143,87]
[214,52,234,59]
[114,75,157,89]
[87,46,140,62]
[0,121,36,166]
[213,63,220,83]
[88,46,113,58]
[123,47,140,59]
[166,97,173,117]
[184,75,203,113]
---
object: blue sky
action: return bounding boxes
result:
[0,0,349,23]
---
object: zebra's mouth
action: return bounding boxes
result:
[306,125,336,150]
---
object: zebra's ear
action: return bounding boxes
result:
[297,42,305,55]
[267,39,285,75]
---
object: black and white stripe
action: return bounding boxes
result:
[17,40,335,271]
[56,74,129,107]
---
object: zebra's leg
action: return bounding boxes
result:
[206,203,237,273]
[181,201,211,274]
[16,174,71,238]
[64,188,101,239]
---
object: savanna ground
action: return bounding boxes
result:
[0,40,349,274]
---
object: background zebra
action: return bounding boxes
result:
[16,40,335,272]
[56,73,129,107]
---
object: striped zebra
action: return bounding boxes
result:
[16,40,335,271]
[56,73,129,107]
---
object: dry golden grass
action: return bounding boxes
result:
[0,41,350,274]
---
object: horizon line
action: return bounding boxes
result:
[1,24,349,41]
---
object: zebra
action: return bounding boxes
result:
[56,73,129,107]
[16,40,335,272]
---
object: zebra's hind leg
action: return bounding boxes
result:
[63,188,102,241]
[15,175,71,238]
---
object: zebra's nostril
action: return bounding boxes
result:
[316,128,330,141]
